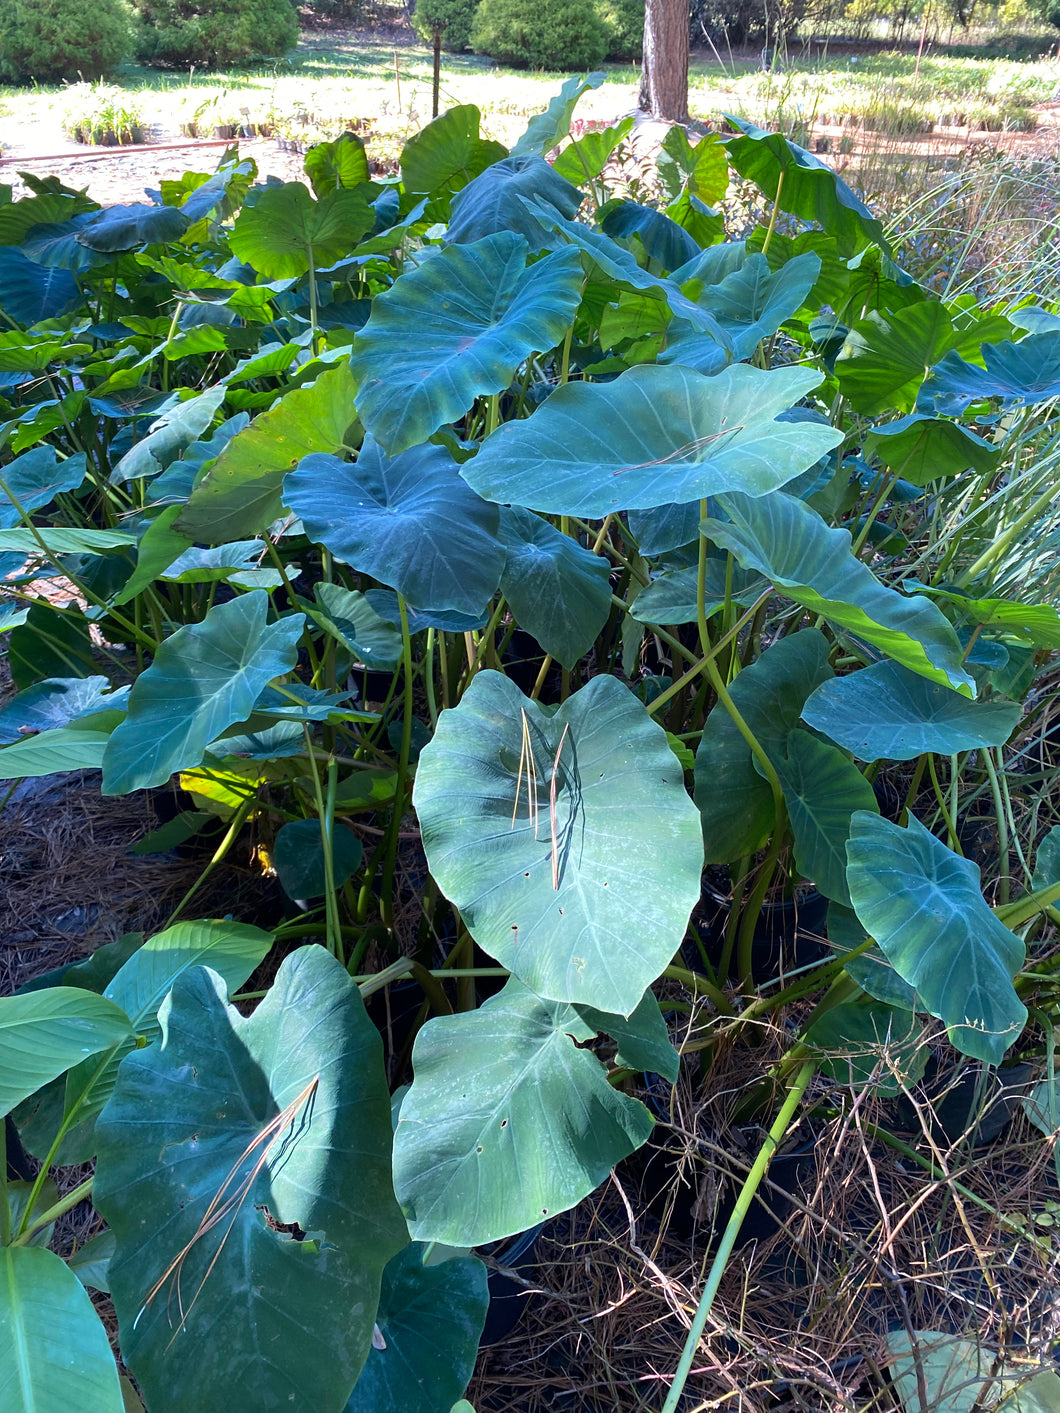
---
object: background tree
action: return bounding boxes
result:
[639,0,689,121]
[0,0,132,82]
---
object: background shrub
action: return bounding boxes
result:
[413,0,480,51]
[135,0,299,66]
[0,0,133,83]
[471,0,608,68]
[596,0,643,58]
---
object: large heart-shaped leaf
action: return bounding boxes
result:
[94,946,407,1413]
[704,492,974,692]
[350,235,582,454]
[76,203,189,251]
[413,671,703,1015]
[920,331,1060,414]
[102,592,304,794]
[510,71,605,158]
[846,812,1026,1064]
[229,183,373,278]
[887,1331,994,1413]
[111,386,227,484]
[723,117,887,256]
[400,104,506,197]
[305,131,371,197]
[600,201,700,274]
[462,363,841,517]
[685,250,821,360]
[497,507,611,669]
[863,413,999,484]
[0,1246,123,1413]
[445,156,582,246]
[177,363,358,542]
[801,660,1022,761]
[0,721,118,780]
[0,989,131,1117]
[310,583,403,668]
[694,629,832,863]
[835,304,959,415]
[775,728,878,905]
[25,920,274,1165]
[0,446,88,529]
[345,1245,488,1413]
[392,977,653,1244]
[285,439,504,617]
[911,586,1060,650]
[0,676,125,742]
[0,247,80,323]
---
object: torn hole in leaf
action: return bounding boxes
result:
[257,1205,306,1241]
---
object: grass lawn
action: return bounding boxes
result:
[1,24,1058,164]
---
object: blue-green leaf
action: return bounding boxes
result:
[102,592,304,794]
[497,507,611,669]
[350,235,582,454]
[704,492,974,693]
[846,812,1026,1064]
[801,660,1022,760]
[285,440,504,617]
[463,363,841,516]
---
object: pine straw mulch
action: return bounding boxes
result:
[470,1007,1060,1413]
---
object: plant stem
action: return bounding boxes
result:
[12,1178,94,1247]
[379,594,415,931]
[659,1058,815,1413]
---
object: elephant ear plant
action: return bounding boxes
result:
[2,75,1060,1413]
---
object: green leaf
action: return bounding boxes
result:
[0,527,135,554]
[102,592,304,794]
[285,440,504,617]
[887,1331,993,1413]
[657,126,729,207]
[910,585,1060,650]
[497,506,611,669]
[77,203,188,251]
[775,728,878,904]
[111,386,227,483]
[345,1245,488,1413]
[723,116,888,256]
[0,247,79,322]
[835,304,963,415]
[273,818,363,899]
[392,976,652,1244]
[413,671,703,1016]
[801,660,1022,761]
[694,629,832,864]
[1003,1370,1060,1413]
[51,919,275,1163]
[351,235,582,454]
[690,251,821,359]
[846,812,1027,1064]
[631,559,768,626]
[0,722,118,780]
[229,183,374,278]
[0,1246,124,1413]
[704,492,974,693]
[94,946,407,1413]
[462,364,842,517]
[827,902,917,1010]
[552,116,635,184]
[310,583,402,668]
[576,989,678,1082]
[69,1230,116,1293]
[803,995,926,1096]
[921,331,1060,414]
[177,363,358,542]
[305,131,370,197]
[510,72,605,158]
[8,601,95,689]
[400,105,506,197]
[7,1177,60,1248]
[0,988,131,1117]
[1033,825,1060,891]
[863,413,1000,485]
[445,156,582,246]
[0,447,87,529]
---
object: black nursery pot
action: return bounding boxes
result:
[894,1055,1035,1147]
[688,882,829,984]
[627,1126,817,1245]
[477,1226,543,1346]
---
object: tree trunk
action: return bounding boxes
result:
[639,0,690,123]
